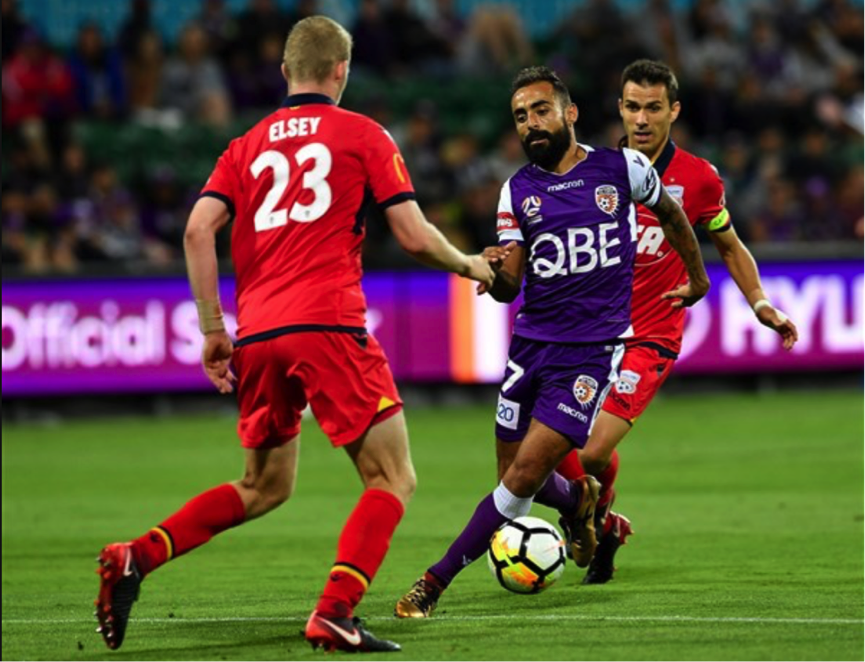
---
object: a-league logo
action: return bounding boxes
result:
[521,195,542,217]
[572,375,599,409]
[595,185,619,215]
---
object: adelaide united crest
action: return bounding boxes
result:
[595,185,619,215]
[667,184,685,207]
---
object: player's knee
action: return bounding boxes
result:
[272,478,294,505]
[387,462,417,505]
[258,481,292,513]
[580,447,611,476]
[239,473,293,514]
[504,459,546,497]
[399,467,417,504]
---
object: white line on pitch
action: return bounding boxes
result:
[2,614,862,626]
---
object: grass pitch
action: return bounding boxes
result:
[2,390,863,660]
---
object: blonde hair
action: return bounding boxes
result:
[283,16,352,84]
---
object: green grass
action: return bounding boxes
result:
[2,390,863,661]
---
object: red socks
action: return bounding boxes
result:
[556,449,586,481]
[315,489,405,619]
[130,483,246,577]
[597,450,619,510]
[557,448,620,510]
[128,483,404,621]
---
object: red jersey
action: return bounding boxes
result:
[630,140,729,354]
[201,93,414,340]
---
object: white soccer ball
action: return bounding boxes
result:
[487,516,566,594]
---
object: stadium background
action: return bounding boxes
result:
[2,0,863,660]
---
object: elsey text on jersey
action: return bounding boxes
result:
[269,117,322,142]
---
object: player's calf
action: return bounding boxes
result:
[94,543,142,650]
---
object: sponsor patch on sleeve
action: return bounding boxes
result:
[497,212,519,232]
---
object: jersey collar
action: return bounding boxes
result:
[281,93,336,108]
[652,139,677,178]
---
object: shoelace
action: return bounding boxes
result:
[406,579,439,608]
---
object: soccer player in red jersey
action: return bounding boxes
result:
[93,16,496,653]
[555,60,799,583]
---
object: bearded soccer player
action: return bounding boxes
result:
[394,66,710,619]
[554,59,800,585]
[93,16,497,653]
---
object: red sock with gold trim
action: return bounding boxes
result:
[130,483,246,577]
[315,489,405,619]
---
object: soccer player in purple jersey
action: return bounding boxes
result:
[394,66,710,618]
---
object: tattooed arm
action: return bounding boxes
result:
[648,187,711,308]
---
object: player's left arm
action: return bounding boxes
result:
[184,196,236,393]
[624,147,709,307]
[479,242,525,302]
[650,189,710,307]
[708,223,798,350]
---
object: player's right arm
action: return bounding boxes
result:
[184,195,235,394]
[186,146,241,395]
[385,200,497,287]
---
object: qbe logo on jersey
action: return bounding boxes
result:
[595,185,619,215]
[496,395,521,430]
[572,375,599,409]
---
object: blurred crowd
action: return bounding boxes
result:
[2,0,862,274]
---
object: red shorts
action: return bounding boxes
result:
[232,330,402,449]
[602,343,676,424]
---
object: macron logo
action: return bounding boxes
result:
[547,180,584,192]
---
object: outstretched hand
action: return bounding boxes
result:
[464,255,496,291]
[477,241,517,294]
[202,331,236,394]
[482,241,517,268]
[660,279,709,309]
[756,305,799,351]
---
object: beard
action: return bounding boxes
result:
[521,122,573,171]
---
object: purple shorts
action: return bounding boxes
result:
[495,335,624,448]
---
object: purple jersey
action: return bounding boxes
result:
[496,145,662,343]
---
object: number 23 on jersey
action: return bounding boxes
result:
[250,142,333,232]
